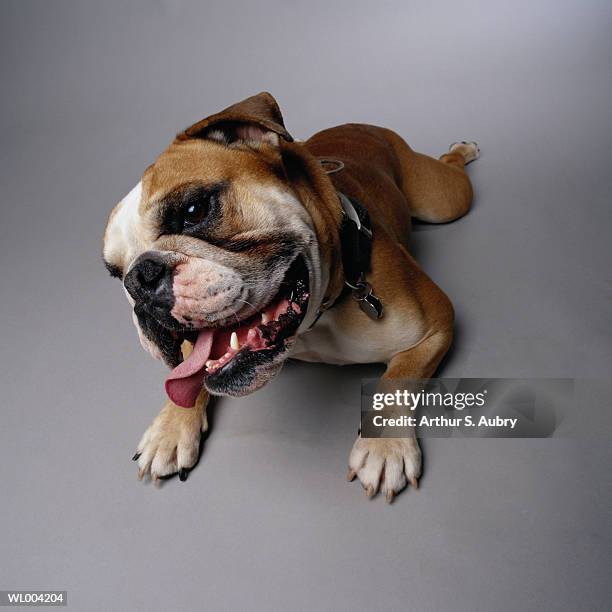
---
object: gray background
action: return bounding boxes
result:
[1,1,610,610]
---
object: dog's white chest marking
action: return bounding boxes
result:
[292,303,424,365]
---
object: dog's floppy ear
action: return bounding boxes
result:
[175,92,293,146]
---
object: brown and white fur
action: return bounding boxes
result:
[102,93,479,502]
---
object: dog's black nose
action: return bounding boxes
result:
[136,258,165,287]
[124,255,171,301]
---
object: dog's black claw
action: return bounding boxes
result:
[178,468,189,482]
[132,452,141,461]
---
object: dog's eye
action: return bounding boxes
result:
[182,193,215,229]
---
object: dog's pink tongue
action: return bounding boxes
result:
[165,329,214,408]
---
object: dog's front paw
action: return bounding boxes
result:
[348,436,421,503]
[132,400,207,483]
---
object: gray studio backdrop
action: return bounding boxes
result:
[1,1,610,611]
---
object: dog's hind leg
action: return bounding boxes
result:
[382,129,479,223]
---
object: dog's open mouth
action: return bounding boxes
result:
[165,256,309,406]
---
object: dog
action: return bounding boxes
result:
[102,92,479,501]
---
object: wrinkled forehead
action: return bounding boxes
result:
[140,139,283,211]
[102,139,303,273]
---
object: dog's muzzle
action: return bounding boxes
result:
[124,249,311,404]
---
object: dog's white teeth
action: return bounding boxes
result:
[205,360,214,369]
[230,331,240,351]
[261,312,270,324]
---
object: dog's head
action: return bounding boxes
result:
[103,93,342,405]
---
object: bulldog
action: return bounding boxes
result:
[102,92,479,502]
